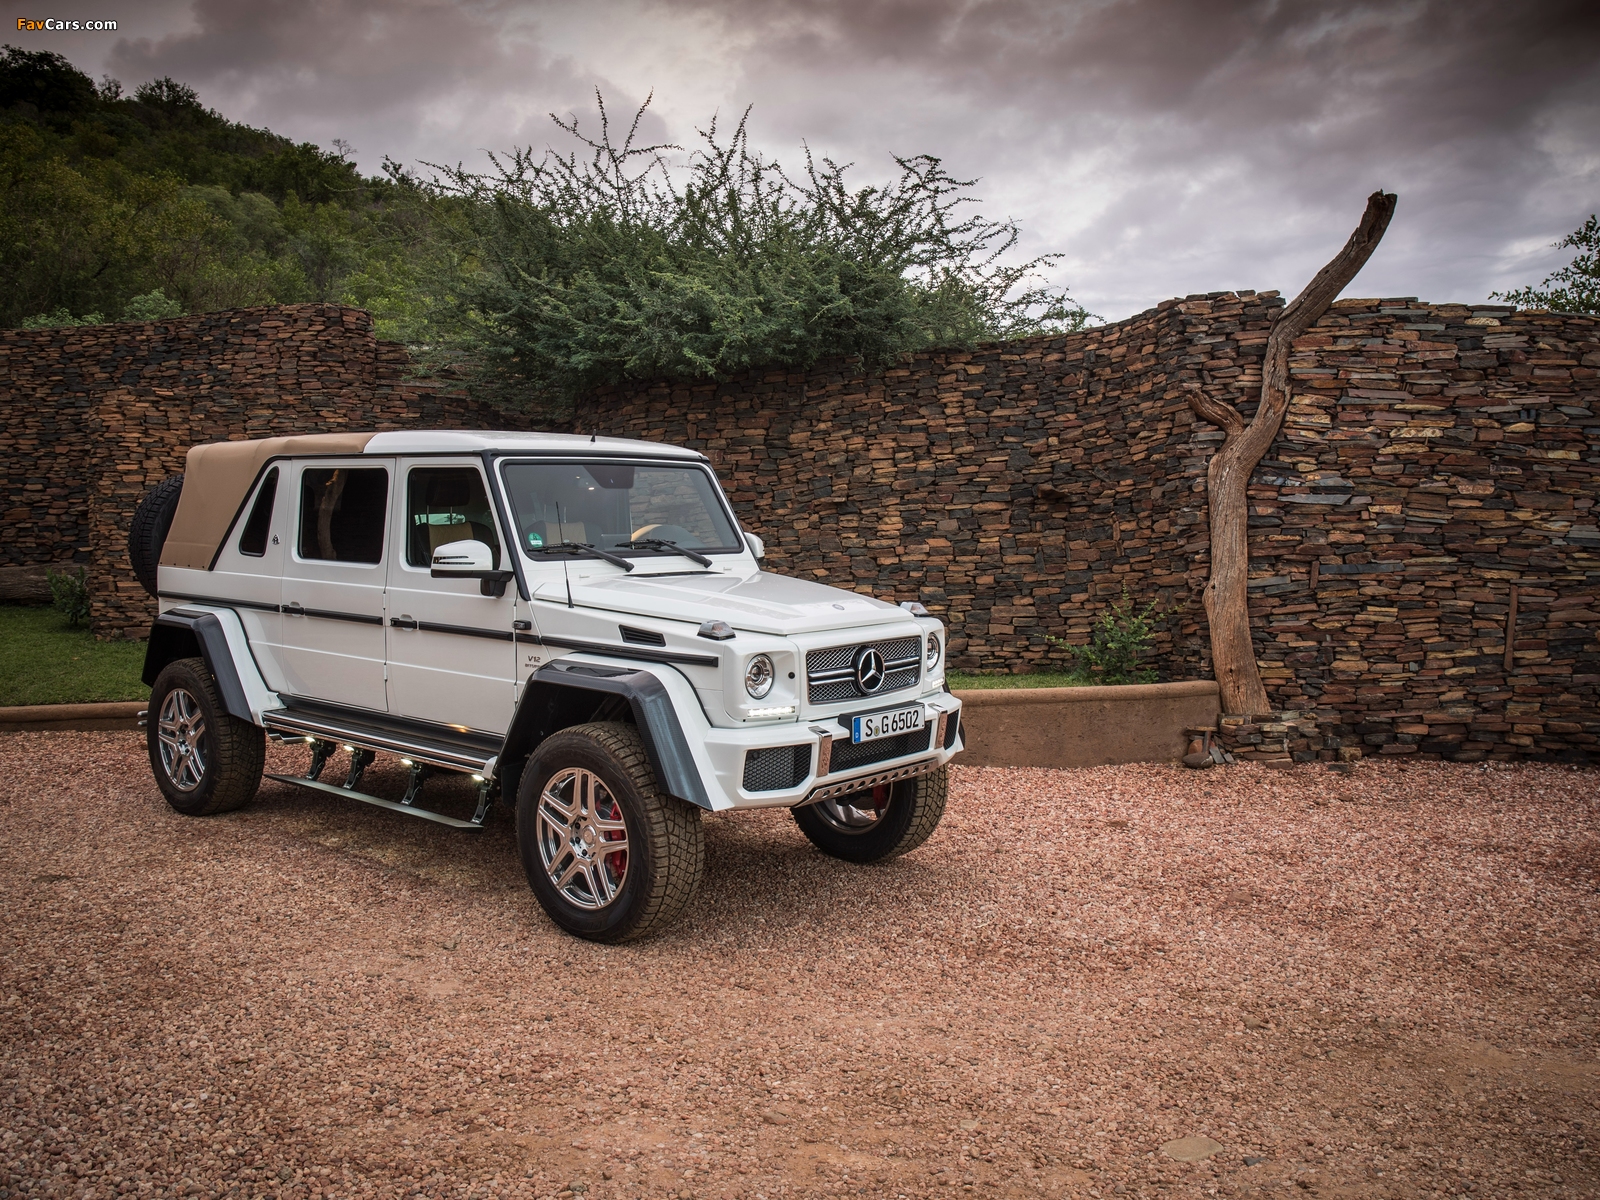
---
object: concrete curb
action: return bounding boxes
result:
[0,682,1222,768]
[952,680,1220,768]
[0,701,145,732]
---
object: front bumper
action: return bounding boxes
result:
[552,653,963,811]
[698,690,964,811]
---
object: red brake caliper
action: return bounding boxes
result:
[870,783,891,810]
[600,795,627,882]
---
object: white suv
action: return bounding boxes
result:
[131,430,964,941]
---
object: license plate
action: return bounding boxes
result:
[851,704,925,744]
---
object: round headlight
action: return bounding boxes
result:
[744,654,775,699]
[926,634,941,669]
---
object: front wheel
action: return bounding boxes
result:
[516,722,704,943]
[792,766,948,864]
[146,657,264,815]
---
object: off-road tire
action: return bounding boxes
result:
[129,474,185,597]
[793,766,948,864]
[147,657,265,816]
[516,722,704,943]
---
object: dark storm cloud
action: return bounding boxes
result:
[92,0,667,166]
[667,0,1600,312]
[32,0,1600,316]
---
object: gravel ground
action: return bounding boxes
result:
[2,733,1597,1200]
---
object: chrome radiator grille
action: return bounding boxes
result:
[805,636,921,703]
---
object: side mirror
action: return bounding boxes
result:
[744,533,765,560]
[431,540,514,598]
[432,540,494,571]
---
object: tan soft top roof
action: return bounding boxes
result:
[161,433,377,570]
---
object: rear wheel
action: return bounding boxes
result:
[792,766,948,864]
[516,722,704,942]
[146,657,264,815]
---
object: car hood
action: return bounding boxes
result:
[533,568,912,636]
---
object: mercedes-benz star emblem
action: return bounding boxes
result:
[854,647,886,694]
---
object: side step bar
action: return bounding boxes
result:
[260,710,501,831]
[262,708,496,775]
[265,773,490,831]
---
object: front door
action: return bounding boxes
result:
[277,459,392,711]
[385,460,518,736]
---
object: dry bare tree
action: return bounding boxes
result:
[1189,190,1398,714]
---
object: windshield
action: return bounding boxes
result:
[500,460,743,559]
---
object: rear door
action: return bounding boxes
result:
[206,464,289,691]
[277,458,392,711]
[385,459,517,735]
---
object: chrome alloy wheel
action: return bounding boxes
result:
[813,783,892,834]
[156,687,208,792]
[536,767,630,909]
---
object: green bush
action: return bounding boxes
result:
[19,307,104,328]
[419,94,1090,408]
[46,565,90,626]
[1048,587,1164,684]
[121,288,183,321]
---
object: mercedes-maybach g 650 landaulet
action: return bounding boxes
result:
[130,431,964,941]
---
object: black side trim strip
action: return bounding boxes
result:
[413,620,515,642]
[530,633,718,668]
[285,605,385,626]
[159,592,281,613]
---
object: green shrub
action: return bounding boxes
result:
[121,288,183,321]
[19,307,104,328]
[1048,587,1164,684]
[46,565,90,626]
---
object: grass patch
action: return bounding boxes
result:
[0,605,148,706]
[946,670,1098,690]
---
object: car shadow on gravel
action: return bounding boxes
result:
[247,740,946,941]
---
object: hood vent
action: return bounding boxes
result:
[620,625,667,647]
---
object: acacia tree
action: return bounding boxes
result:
[1189,190,1397,714]
[1490,213,1600,315]
[415,93,1091,407]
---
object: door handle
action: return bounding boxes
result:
[390,616,418,630]
[283,602,304,616]
[512,620,532,632]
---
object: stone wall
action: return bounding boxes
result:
[5,294,1595,760]
[0,305,523,640]
[576,294,1600,762]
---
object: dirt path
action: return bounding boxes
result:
[1,733,1596,1200]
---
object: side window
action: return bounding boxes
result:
[297,467,389,564]
[406,468,501,568]
[236,467,279,557]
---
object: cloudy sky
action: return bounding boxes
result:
[25,0,1600,320]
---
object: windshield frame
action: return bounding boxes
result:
[493,455,747,564]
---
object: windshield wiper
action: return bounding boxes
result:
[618,538,713,568]
[530,542,635,572]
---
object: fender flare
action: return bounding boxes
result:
[142,609,254,722]
[500,661,712,810]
